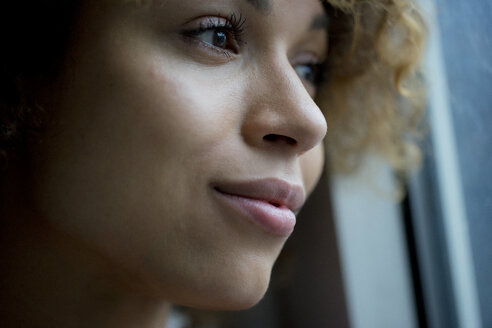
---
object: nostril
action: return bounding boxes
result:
[263,134,297,146]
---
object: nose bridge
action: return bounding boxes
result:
[242,57,327,155]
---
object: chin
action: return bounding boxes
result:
[194,281,270,311]
[173,255,274,311]
[212,276,270,311]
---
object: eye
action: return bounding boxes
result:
[182,14,246,57]
[195,28,238,53]
[294,63,323,86]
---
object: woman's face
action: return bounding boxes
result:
[31,0,327,309]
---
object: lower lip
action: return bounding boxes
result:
[214,190,296,237]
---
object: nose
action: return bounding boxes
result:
[241,59,327,156]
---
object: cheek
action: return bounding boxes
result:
[129,26,252,150]
[300,142,325,195]
[142,66,234,155]
[30,44,275,307]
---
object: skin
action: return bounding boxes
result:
[0,0,327,327]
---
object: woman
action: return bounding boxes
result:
[0,0,425,327]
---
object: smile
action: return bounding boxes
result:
[212,178,305,237]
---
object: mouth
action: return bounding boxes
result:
[212,178,305,237]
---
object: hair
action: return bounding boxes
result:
[321,0,426,176]
[0,0,426,176]
[0,1,81,169]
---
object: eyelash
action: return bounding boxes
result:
[183,13,246,58]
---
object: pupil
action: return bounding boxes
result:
[306,71,314,82]
[214,31,227,48]
[297,66,316,83]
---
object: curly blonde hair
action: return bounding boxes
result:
[320,0,427,175]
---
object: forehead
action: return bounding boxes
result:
[119,0,328,31]
[123,0,324,13]
[266,0,327,31]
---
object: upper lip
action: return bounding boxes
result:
[213,178,306,213]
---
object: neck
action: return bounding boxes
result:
[0,186,170,328]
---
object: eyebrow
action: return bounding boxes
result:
[243,0,329,31]
[244,0,271,13]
